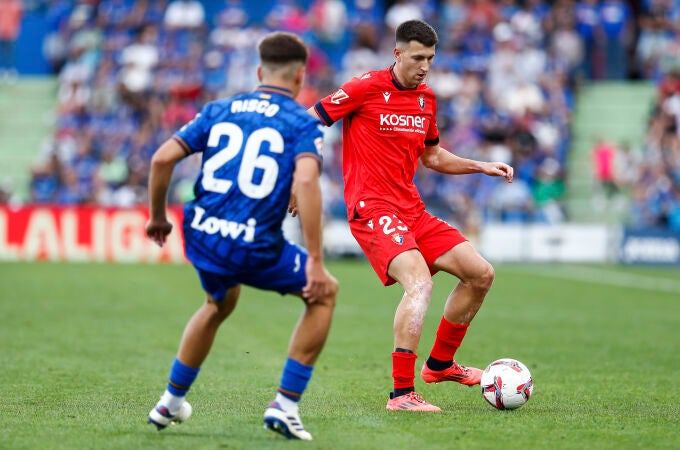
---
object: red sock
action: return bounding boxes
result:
[429,318,469,361]
[392,351,417,390]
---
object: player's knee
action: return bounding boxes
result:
[322,281,339,309]
[407,276,433,302]
[206,294,237,321]
[473,263,495,293]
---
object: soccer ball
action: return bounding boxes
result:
[175,401,192,422]
[481,358,534,410]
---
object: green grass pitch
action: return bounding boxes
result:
[1,260,679,449]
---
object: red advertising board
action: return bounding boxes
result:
[0,205,187,263]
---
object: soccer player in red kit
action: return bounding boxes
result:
[309,20,514,411]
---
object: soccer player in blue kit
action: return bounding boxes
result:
[144,31,338,441]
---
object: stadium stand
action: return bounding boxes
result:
[566,81,657,223]
[628,67,680,231]
[4,0,680,234]
[0,77,57,203]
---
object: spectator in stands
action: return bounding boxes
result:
[575,0,602,80]
[31,0,579,228]
[137,0,169,26]
[497,0,520,23]
[164,0,205,31]
[43,0,73,73]
[201,49,227,99]
[441,0,468,30]
[385,0,424,31]
[265,0,309,34]
[213,0,248,29]
[510,0,546,46]
[487,22,518,100]
[668,185,680,231]
[599,0,633,79]
[89,53,119,112]
[97,147,128,190]
[30,153,61,204]
[490,177,535,222]
[58,58,91,114]
[0,0,23,82]
[592,135,619,201]
[629,183,658,227]
[547,0,584,82]
[309,0,349,68]
[54,167,84,204]
[532,157,566,223]
[337,21,383,81]
[636,6,676,79]
[118,24,159,99]
[96,0,135,32]
[613,140,642,192]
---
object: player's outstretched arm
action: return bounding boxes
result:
[146,138,187,247]
[293,156,337,303]
[420,144,514,183]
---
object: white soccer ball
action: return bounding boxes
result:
[481,358,534,410]
[176,401,192,422]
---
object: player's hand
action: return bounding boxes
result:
[483,162,514,183]
[302,257,338,304]
[145,218,173,247]
[288,195,299,217]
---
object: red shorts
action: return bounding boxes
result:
[349,206,467,286]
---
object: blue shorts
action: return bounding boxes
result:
[195,240,308,301]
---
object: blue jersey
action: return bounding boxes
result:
[175,85,323,275]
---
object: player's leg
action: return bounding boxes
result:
[264,290,337,440]
[348,211,440,411]
[149,274,240,430]
[258,242,338,439]
[384,249,440,412]
[434,242,494,324]
[421,241,494,386]
[175,287,240,367]
[389,249,432,355]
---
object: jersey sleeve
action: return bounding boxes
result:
[294,119,324,166]
[174,103,214,153]
[424,93,440,146]
[313,74,369,126]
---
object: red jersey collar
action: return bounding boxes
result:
[389,64,418,91]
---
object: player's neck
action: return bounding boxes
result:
[256,84,295,98]
[389,64,417,90]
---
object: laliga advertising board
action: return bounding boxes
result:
[0,206,186,263]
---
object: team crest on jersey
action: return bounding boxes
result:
[331,88,349,104]
[383,92,391,103]
[418,94,425,110]
[391,233,404,245]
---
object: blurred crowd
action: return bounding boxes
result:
[13,0,680,235]
[627,67,680,231]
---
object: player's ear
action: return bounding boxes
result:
[256,65,263,82]
[295,66,305,87]
[394,47,401,63]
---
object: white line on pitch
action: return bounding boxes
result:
[503,265,680,294]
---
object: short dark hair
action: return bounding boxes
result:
[395,20,439,47]
[258,32,308,65]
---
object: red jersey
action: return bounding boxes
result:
[314,66,440,218]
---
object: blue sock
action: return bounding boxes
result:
[278,357,313,402]
[167,358,200,396]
